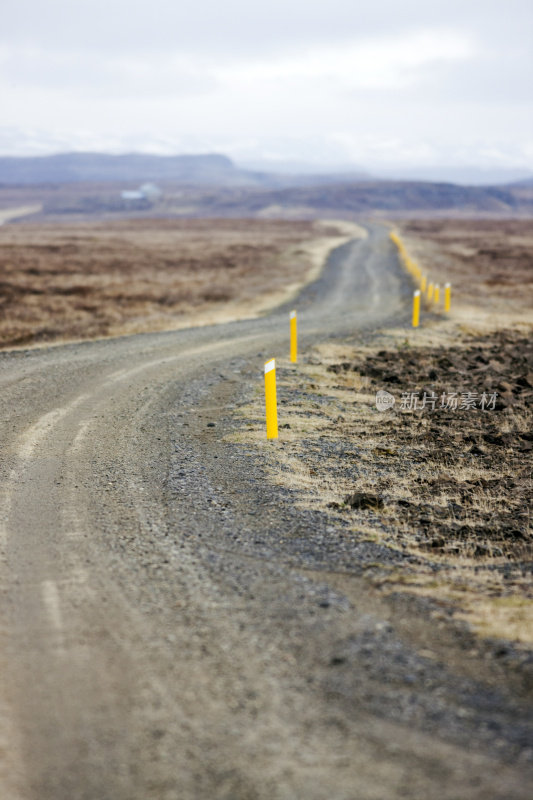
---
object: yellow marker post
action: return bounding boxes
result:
[412,290,420,328]
[444,282,451,312]
[427,282,434,302]
[421,275,427,293]
[434,284,440,305]
[290,310,297,363]
[264,359,278,440]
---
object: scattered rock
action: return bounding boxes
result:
[344,492,384,511]
[430,537,446,548]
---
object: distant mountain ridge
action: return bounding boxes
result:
[0,151,370,188]
[200,180,533,216]
[0,152,531,216]
[0,152,241,185]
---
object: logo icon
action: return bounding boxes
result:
[376,390,395,412]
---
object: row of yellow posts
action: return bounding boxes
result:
[264,309,298,439]
[265,229,453,436]
[389,230,451,328]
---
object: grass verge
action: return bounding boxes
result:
[230,326,532,646]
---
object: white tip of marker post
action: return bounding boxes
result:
[264,359,276,374]
[414,289,420,296]
[290,310,296,319]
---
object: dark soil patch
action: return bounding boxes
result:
[327,330,532,561]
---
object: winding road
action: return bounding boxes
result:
[1,225,531,799]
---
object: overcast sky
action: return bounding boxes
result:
[0,0,532,179]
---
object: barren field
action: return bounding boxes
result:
[0,217,353,349]
[398,218,533,325]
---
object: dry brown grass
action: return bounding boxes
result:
[0,218,346,348]
[232,337,532,645]
[397,218,533,328]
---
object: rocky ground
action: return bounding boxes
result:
[326,329,532,560]
[233,326,533,652]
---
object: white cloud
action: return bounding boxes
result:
[219,30,475,91]
[0,46,217,97]
[1,29,473,98]
[0,1,530,175]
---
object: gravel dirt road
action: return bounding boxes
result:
[1,224,531,799]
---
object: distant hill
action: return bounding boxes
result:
[509,176,533,187]
[197,180,533,216]
[0,152,250,186]
[0,151,370,188]
[0,152,531,218]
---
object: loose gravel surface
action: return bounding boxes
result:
[0,224,532,799]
